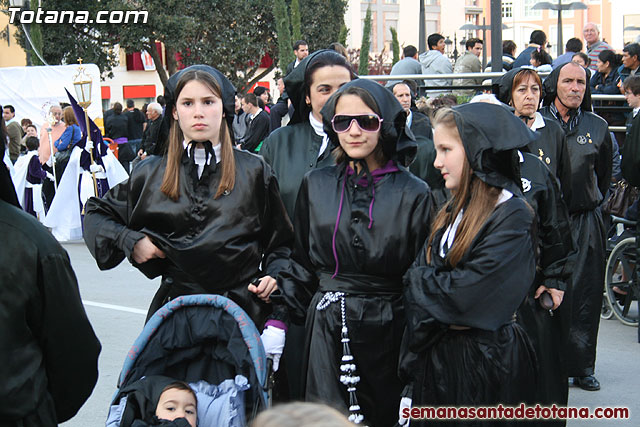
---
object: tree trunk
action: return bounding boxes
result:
[148,43,169,88]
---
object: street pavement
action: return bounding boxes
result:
[59,241,639,426]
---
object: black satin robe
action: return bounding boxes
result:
[402,197,537,419]
[272,165,432,427]
[259,122,335,219]
[83,149,293,325]
[540,108,612,377]
[1,200,100,426]
[518,153,575,420]
[528,118,572,201]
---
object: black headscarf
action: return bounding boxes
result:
[157,65,237,153]
[494,66,539,106]
[320,78,417,166]
[0,118,19,207]
[450,102,539,193]
[542,61,593,111]
[283,49,356,125]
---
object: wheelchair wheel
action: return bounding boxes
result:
[604,237,639,327]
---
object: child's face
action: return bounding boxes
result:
[156,388,197,427]
[433,124,466,192]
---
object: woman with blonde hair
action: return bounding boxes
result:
[251,402,352,427]
[83,65,293,324]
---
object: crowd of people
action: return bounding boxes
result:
[2,23,640,427]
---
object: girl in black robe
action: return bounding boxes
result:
[401,103,538,425]
[83,65,294,325]
[270,79,433,426]
[496,70,576,417]
[540,62,612,391]
[258,50,356,400]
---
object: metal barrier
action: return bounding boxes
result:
[359,73,629,132]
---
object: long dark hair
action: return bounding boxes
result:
[160,70,236,201]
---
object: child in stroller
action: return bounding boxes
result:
[106,295,270,427]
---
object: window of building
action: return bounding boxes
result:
[502,1,513,18]
[424,0,439,5]
[384,0,398,4]
[523,0,542,19]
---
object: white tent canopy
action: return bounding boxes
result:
[0,64,103,131]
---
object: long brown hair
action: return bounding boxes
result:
[63,106,78,126]
[427,108,501,266]
[160,70,236,201]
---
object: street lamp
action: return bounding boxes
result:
[533,1,588,56]
[8,0,48,65]
[73,60,98,198]
[444,36,453,57]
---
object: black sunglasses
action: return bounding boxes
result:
[331,114,383,133]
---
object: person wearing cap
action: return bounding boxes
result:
[268,79,432,426]
[400,103,538,418]
[540,61,612,392]
[82,65,294,325]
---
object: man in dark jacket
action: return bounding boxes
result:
[285,40,309,76]
[139,102,164,157]
[125,99,146,155]
[512,30,547,68]
[0,138,101,426]
[106,102,134,171]
[240,93,270,153]
[540,61,612,392]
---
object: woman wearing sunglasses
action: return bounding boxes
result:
[268,79,433,426]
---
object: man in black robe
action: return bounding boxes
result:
[0,138,101,426]
[540,61,612,392]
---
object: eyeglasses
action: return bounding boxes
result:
[331,114,383,133]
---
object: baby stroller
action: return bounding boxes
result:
[106,294,271,426]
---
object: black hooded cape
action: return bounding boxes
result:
[401,103,538,414]
[495,67,573,200]
[83,65,293,325]
[539,61,612,378]
[270,79,432,427]
[259,50,356,219]
[0,138,101,426]
[518,152,575,416]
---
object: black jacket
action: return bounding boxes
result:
[540,108,612,213]
[241,110,270,152]
[259,121,335,219]
[126,108,146,140]
[106,113,130,140]
[527,117,573,200]
[83,149,293,322]
[141,116,163,155]
[0,200,101,425]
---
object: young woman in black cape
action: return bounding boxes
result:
[258,49,355,400]
[83,65,294,325]
[259,50,356,219]
[540,62,612,391]
[268,79,433,426]
[496,70,576,417]
[400,103,538,424]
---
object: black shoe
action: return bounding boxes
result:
[575,375,600,391]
